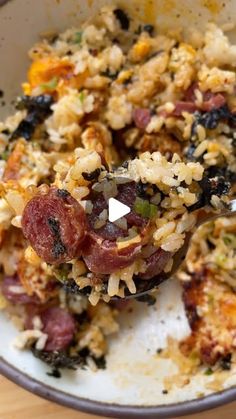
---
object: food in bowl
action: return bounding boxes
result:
[0,6,235,376]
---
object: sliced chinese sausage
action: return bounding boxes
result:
[1,276,40,305]
[200,93,226,112]
[172,101,198,116]
[40,307,76,352]
[139,248,172,280]
[82,232,141,274]
[84,182,150,274]
[22,187,87,264]
[133,108,151,130]
[87,181,147,242]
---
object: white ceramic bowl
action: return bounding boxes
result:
[1,1,236,417]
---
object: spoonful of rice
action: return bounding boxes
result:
[126,198,236,300]
[19,149,234,304]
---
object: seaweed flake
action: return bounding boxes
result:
[47,216,67,259]
[220,353,232,371]
[78,348,106,370]
[185,143,197,161]
[101,69,119,80]
[121,160,129,169]
[136,181,149,198]
[48,217,60,235]
[143,24,154,36]
[191,105,236,138]
[63,279,92,296]
[53,241,67,258]
[114,9,130,30]
[11,94,54,141]
[1,128,10,135]
[93,355,106,369]
[47,368,61,378]
[200,176,230,200]
[57,189,70,199]
[189,175,230,211]
[82,168,101,181]
[32,348,83,369]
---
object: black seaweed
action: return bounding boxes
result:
[136,294,157,306]
[57,189,70,199]
[185,143,197,161]
[121,160,129,169]
[101,69,119,80]
[136,181,149,198]
[189,175,230,211]
[113,8,130,30]
[11,94,54,141]
[52,241,67,258]
[47,216,67,259]
[93,355,106,369]
[48,217,61,235]
[47,368,62,378]
[220,353,232,371]
[32,348,83,369]
[191,105,236,138]
[63,279,92,297]
[136,24,154,36]
[78,348,106,370]
[200,176,230,200]
[206,165,236,185]
[82,168,101,181]
[16,94,54,112]
[143,24,154,36]
[1,128,10,135]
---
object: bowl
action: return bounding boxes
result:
[0,0,236,417]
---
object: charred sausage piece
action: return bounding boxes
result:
[139,248,172,279]
[22,188,87,265]
[2,275,40,305]
[133,108,151,130]
[82,232,141,274]
[40,307,76,352]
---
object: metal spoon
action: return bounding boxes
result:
[123,199,236,300]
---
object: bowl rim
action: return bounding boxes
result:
[0,356,236,418]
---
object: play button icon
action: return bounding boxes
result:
[108,198,131,223]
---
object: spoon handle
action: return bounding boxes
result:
[197,199,236,227]
[216,199,236,218]
[227,199,236,214]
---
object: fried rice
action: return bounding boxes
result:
[0,6,235,374]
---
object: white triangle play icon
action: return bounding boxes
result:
[108,198,131,223]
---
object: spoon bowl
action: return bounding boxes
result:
[122,199,236,299]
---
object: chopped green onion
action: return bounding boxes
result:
[208,294,214,307]
[149,203,158,218]
[134,197,157,219]
[41,77,58,91]
[79,91,85,103]
[223,233,236,249]
[74,31,83,44]
[215,253,227,267]
[1,150,9,161]
[204,367,213,376]
[55,264,70,283]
